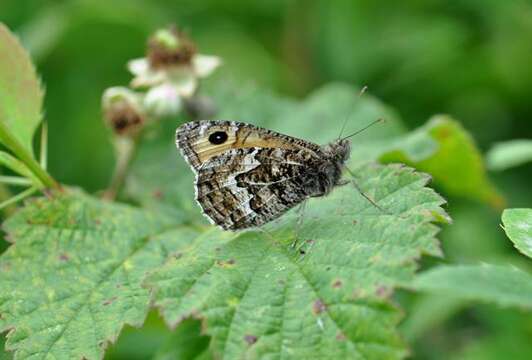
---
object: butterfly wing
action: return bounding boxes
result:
[176,120,325,230]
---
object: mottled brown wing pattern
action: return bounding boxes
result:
[176,120,328,230]
[196,147,318,230]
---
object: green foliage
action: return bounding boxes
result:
[449,306,532,360]
[486,140,532,171]
[127,82,498,216]
[380,116,503,208]
[105,314,210,360]
[0,336,10,360]
[0,192,183,359]
[0,23,55,192]
[0,62,455,358]
[0,152,38,184]
[411,264,532,308]
[0,23,43,154]
[0,21,455,358]
[0,32,511,356]
[147,164,446,359]
[153,320,211,360]
[1,3,532,359]
[502,208,532,259]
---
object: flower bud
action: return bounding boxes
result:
[102,87,145,136]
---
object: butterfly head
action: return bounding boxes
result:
[323,138,351,165]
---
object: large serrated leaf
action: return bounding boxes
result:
[0,80,453,359]
[411,264,532,309]
[0,23,44,154]
[502,208,532,259]
[146,163,448,359]
[0,192,190,360]
[0,164,448,360]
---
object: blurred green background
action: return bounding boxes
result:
[1,0,531,359]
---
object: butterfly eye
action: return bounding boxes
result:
[208,131,228,145]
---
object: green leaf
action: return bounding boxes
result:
[146,163,447,359]
[486,140,532,171]
[0,77,451,358]
[411,264,532,308]
[379,115,503,208]
[105,312,211,360]
[400,293,465,342]
[153,319,211,360]
[0,23,44,154]
[0,165,447,359]
[502,208,532,259]
[0,23,56,189]
[0,335,11,360]
[0,191,190,360]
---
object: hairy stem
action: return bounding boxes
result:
[102,136,139,201]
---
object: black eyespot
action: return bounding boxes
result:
[208,131,228,144]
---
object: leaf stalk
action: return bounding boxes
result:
[0,121,58,189]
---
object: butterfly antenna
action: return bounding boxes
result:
[337,85,368,140]
[341,117,385,141]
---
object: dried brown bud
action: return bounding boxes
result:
[147,26,196,68]
[102,87,145,136]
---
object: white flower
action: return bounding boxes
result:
[144,83,183,117]
[192,54,222,77]
[127,54,221,97]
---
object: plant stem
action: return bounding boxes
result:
[0,176,33,186]
[0,181,16,216]
[0,121,58,189]
[102,136,139,201]
[0,186,37,211]
[40,121,48,170]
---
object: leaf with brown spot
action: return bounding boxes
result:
[146,163,449,359]
[0,191,195,360]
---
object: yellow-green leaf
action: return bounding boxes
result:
[0,23,44,155]
[502,208,532,259]
[379,116,503,208]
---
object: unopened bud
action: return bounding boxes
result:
[102,87,145,136]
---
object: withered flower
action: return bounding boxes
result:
[102,87,145,136]
[127,26,221,111]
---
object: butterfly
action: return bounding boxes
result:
[176,120,380,230]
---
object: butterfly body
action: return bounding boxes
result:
[176,120,351,230]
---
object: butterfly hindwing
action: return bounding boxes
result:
[195,147,314,230]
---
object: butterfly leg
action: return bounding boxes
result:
[291,200,308,249]
[344,167,390,215]
[256,227,277,243]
